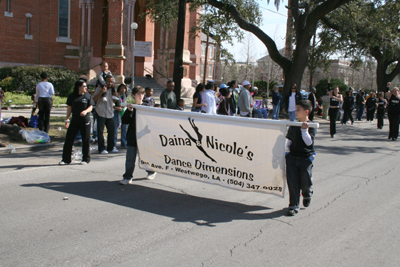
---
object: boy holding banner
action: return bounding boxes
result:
[285,100,316,216]
[119,86,156,185]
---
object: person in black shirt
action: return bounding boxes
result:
[191,83,207,112]
[308,87,317,121]
[356,91,366,121]
[376,92,387,129]
[329,87,343,138]
[285,100,316,216]
[386,88,400,141]
[366,92,378,122]
[60,80,95,165]
[342,90,355,125]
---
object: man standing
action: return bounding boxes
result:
[160,80,177,109]
[35,72,55,133]
[238,81,253,117]
[93,75,118,154]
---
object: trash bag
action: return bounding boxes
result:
[19,129,51,144]
[29,115,38,128]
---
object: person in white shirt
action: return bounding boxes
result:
[238,81,253,117]
[202,82,217,115]
[35,72,55,133]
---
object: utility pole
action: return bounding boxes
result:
[172,0,187,100]
[202,31,210,84]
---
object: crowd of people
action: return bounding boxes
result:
[28,63,400,216]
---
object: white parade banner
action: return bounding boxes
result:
[135,105,318,197]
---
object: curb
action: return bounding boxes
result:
[4,104,68,110]
[0,142,64,155]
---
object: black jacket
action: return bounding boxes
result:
[121,108,137,147]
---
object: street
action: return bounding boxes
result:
[1,119,399,266]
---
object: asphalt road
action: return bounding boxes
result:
[1,119,399,266]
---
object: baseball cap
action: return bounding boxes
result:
[242,81,251,86]
[219,83,227,89]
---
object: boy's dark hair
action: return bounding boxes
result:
[145,87,153,92]
[40,72,48,80]
[132,85,145,95]
[219,88,229,97]
[178,99,185,104]
[296,100,312,114]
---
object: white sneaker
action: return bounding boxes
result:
[59,161,67,165]
[100,150,108,154]
[111,147,118,153]
[146,172,157,180]
[102,97,108,102]
[80,161,88,165]
[112,96,119,101]
[119,178,133,185]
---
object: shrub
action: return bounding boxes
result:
[0,66,78,97]
[0,77,15,92]
[315,78,348,100]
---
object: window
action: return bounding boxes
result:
[208,65,213,78]
[201,43,206,57]
[25,13,33,39]
[57,0,71,43]
[5,0,13,17]
[209,45,214,60]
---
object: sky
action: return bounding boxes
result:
[224,0,289,62]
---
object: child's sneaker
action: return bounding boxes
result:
[119,178,132,185]
[287,209,298,216]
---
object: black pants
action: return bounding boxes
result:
[366,108,376,121]
[377,109,385,129]
[388,113,400,139]
[309,108,315,121]
[38,97,52,133]
[96,113,115,152]
[285,153,313,210]
[342,108,354,124]
[62,119,91,163]
[329,108,339,136]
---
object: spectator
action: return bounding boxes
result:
[120,86,156,185]
[217,87,231,115]
[261,88,268,109]
[202,82,217,115]
[283,83,302,121]
[176,99,185,111]
[35,72,55,133]
[96,61,117,102]
[142,87,155,107]
[238,81,253,117]
[93,75,118,154]
[191,83,207,112]
[114,84,128,148]
[228,80,240,115]
[60,80,94,165]
[321,78,331,120]
[160,80,177,109]
[271,85,283,120]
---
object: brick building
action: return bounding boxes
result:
[0,0,219,94]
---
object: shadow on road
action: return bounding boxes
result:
[21,180,285,226]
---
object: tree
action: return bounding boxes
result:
[320,0,400,92]
[146,0,352,96]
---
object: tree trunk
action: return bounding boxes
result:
[172,0,187,100]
